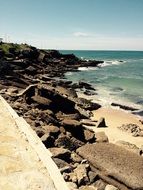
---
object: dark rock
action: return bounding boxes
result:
[60,165,73,174]
[38,112,59,125]
[83,90,97,96]
[132,109,143,116]
[61,119,85,140]
[76,98,101,111]
[40,133,55,148]
[96,117,106,128]
[25,66,37,74]
[111,103,138,111]
[0,49,5,58]
[39,85,76,113]
[35,128,45,138]
[79,81,95,91]
[21,48,40,60]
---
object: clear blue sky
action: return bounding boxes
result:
[0,0,143,50]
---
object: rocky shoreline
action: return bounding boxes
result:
[0,43,143,190]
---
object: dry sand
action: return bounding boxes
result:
[91,107,143,148]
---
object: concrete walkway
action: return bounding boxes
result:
[0,96,69,190]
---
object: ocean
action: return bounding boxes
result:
[60,50,143,111]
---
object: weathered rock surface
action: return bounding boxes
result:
[76,98,101,111]
[74,164,89,186]
[95,131,109,143]
[49,147,71,161]
[79,185,97,190]
[83,128,95,142]
[77,143,143,189]
[105,184,119,190]
[116,140,140,154]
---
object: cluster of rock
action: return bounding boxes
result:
[1,43,143,190]
[118,123,143,137]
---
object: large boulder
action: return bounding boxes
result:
[38,85,76,113]
[76,98,101,111]
[77,143,143,190]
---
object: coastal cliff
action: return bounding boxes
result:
[0,42,143,190]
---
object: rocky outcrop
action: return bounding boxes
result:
[2,42,141,190]
[77,143,143,190]
[111,103,138,111]
[118,123,143,137]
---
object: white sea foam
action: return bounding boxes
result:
[99,60,125,67]
[78,67,98,71]
[65,72,73,76]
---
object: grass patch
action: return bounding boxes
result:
[0,43,29,54]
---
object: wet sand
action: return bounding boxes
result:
[91,107,143,148]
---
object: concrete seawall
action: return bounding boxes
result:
[0,95,69,190]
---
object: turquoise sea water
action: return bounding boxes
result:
[60,50,143,110]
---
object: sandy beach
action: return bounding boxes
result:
[91,107,143,148]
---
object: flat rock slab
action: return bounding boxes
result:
[77,143,143,190]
